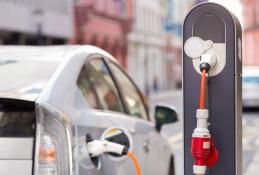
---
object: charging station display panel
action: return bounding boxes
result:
[183,3,242,175]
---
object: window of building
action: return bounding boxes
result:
[77,58,124,113]
[119,0,126,17]
[255,1,259,26]
[114,0,120,16]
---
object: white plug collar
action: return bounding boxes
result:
[87,140,125,158]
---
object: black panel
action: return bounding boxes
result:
[193,14,225,43]
[0,98,34,112]
[0,98,35,137]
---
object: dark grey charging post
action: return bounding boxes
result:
[183,3,242,175]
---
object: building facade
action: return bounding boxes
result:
[127,0,200,94]
[163,0,198,89]
[243,0,259,66]
[127,0,168,95]
[72,0,133,68]
[0,0,74,45]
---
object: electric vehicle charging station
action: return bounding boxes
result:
[183,3,242,175]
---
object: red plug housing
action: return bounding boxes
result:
[192,136,211,166]
[191,109,219,174]
[191,135,219,174]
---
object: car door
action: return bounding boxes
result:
[75,56,150,175]
[105,59,172,175]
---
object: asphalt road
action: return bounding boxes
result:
[243,110,259,174]
[150,90,259,175]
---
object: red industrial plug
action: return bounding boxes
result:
[191,68,218,175]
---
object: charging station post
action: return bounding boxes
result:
[183,3,242,175]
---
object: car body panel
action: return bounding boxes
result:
[0,138,33,159]
[0,46,72,101]
[0,160,32,175]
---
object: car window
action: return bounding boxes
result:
[107,61,148,120]
[77,58,124,113]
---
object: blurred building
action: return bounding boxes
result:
[127,0,168,95]
[127,0,200,94]
[72,0,133,68]
[242,0,259,66]
[196,0,208,3]
[163,0,198,88]
[0,0,74,45]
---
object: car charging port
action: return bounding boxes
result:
[101,127,133,159]
[87,139,141,175]
[85,127,141,175]
[104,131,130,157]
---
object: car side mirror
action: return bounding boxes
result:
[154,104,179,132]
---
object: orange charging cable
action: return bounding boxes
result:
[200,69,207,109]
[127,151,142,175]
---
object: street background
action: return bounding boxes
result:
[0,0,259,174]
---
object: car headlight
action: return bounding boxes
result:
[35,106,72,175]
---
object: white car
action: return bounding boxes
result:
[243,66,259,108]
[0,46,178,175]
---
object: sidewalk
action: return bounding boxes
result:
[244,150,259,175]
[149,89,182,104]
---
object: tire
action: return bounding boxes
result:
[168,155,175,175]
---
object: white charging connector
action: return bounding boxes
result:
[87,140,142,175]
[87,140,127,158]
[200,52,217,69]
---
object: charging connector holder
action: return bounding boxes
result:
[184,37,226,77]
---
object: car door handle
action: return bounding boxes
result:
[143,140,150,153]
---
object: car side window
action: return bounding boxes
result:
[107,61,148,120]
[77,58,124,113]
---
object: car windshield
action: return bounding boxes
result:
[243,76,259,84]
[0,58,60,97]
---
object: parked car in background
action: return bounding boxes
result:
[0,46,177,175]
[243,66,259,108]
